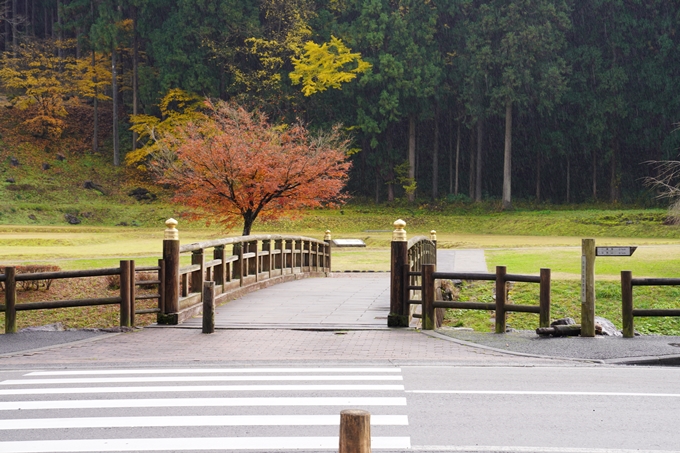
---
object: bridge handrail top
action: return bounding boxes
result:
[179,234,327,253]
[407,235,435,249]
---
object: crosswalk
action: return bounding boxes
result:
[0,367,411,452]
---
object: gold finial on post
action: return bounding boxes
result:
[324,230,332,241]
[392,219,407,242]
[430,230,437,242]
[164,218,179,240]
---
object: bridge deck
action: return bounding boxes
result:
[181,249,487,330]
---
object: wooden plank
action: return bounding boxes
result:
[632,278,680,286]
[633,309,680,317]
[433,272,496,281]
[433,301,496,310]
[14,297,121,310]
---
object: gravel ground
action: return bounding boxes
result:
[435,327,680,364]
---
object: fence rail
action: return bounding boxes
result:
[621,271,680,338]
[0,261,163,334]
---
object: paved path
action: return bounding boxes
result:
[181,249,488,330]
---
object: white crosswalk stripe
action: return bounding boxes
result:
[0,366,410,452]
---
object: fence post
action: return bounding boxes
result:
[162,219,180,318]
[389,219,409,327]
[430,230,437,260]
[495,265,507,333]
[581,238,596,337]
[129,260,136,327]
[622,270,634,338]
[5,267,16,334]
[539,268,551,328]
[324,230,332,272]
[422,263,436,330]
[203,281,215,334]
[119,260,131,328]
[339,409,371,453]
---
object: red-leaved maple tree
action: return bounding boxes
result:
[153,100,351,235]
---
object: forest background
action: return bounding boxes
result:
[1,0,679,208]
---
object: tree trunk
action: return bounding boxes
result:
[432,109,439,200]
[12,0,17,51]
[536,150,541,202]
[566,155,570,203]
[242,213,255,236]
[56,0,62,58]
[92,48,98,153]
[455,118,460,196]
[4,1,10,51]
[448,113,453,195]
[131,6,139,152]
[375,171,380,204]
[475,118,483,202]
[469,122,476,198]
[408,114,416,202]
[610,138,619,202]
[502,100,512,210]
[592,148,597,200]
[112,44,120,166]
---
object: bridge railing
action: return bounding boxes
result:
[160,219,332,324]
[388,219,437,327]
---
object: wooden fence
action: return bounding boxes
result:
[0,261,163,334]
[388,219,551,331]
[419,265,551,332]
[621,271,680,338]
[0,219,331,332]
[159,219,332,324]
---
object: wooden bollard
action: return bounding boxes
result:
[5,267,16,334]
[202,281,215,334]
[339,409,371,453]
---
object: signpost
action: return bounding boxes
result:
[581,240,637,337]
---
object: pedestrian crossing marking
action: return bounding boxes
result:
[26,367,402,376]
[0,396,407,411]
[0,383,405,396]
[0,436,412,452]
[1,374,403,385]
[1,414,409,430]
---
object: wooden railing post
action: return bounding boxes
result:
[235,242,244,285]
[5,267,16,334]
[275,239,283,271]
[622,270,634,338]
[162,218,180,317]
[214,246,225,286]
[119,260,131,328]
[389,219,409,327]
[129,260,136,327]
[262,240,272,278]
[495,265,507,333]
[285,239,293,272]
[430,230,437,262]
[339,409,371,453]
[539,268,551,328]
[192,249,205,294]
[422,263,436,330]
[203,281,215,334]
[324,230,332,272]
[157,259,165,315]
[581,238,596,337]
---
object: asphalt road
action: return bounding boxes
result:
[1,364,679,452]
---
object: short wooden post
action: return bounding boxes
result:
[285,239,293,272]
[495,265,507,333]
[422,263,436,330]
[430,230,437,261]
[389,219,409,327]
[5,267,16,334]
[339,409,371,453]
[202,281,215,334]
[401,263,411,318]
[162,218,180,315]
[581,238,596,337]
[236,243,244,286]
[539,268,551,328]
[119,260,131,328]
[622,270,634,338]
[324,230,332,272]
[129,260,136,327]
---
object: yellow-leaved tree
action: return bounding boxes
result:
[0,40,111,140]
[289,36,372,96]
[126,88,205,170]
